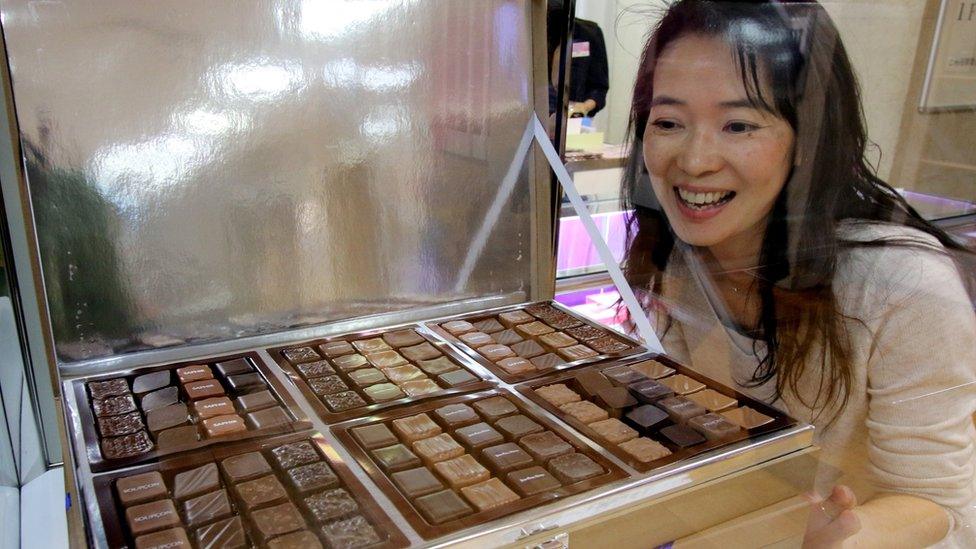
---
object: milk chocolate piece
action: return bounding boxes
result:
[574,370,614,400]
[506,466,561,496]
[546,315,584,330]
[246,406,290,430]
[271,441,320,469]
[194,516,245,548]
[365,350,406,369]
[309,376,348,396]
[89,378,129,400]
[548,453,603,484]
[372,444,421,471]
[496,414,543,439]
[183,488,232,526]
[437,369,477,387]
[351,424,398,449]
[534,384,581,407]
[236,475,287,510]
[93,394,137,417]
[482,442,533,472]
[455,422,504,449]
[282,347,321,364]
[220,451,271,482]
[305,488,358,522]
[147,403,188,433]
[596,387,638,411]
[268,530,322,549]
[176,365,212,384]
[625,404,669,431]
[497,310,534,327]
[251,502,306,542]
[564,324,605,341]
[319,340,355,358]
[173,463,219,500]
[686,389,738,412]
[392,466,444,498]
[589,336,631,354]
[472,318,505,333]
[538,332,577,350]
[603,365,647,386]
[519,431,573,462]
[332,354,368,371]
[459,331,494,348]
[287,461,338,493]
[401,379,441,396]
[559,401,609,424]
[432,404,477,429]
[433,454,490,488]
[472,396,518,421]
[619,437,672,463]
[236,389,276,412]
[461,478,520,512]
[530,353,567,370]
[479,344,515,361]
[721,406,774,429]
[494,357,532,376]
[659,374,706,395]
[156,425,199,449]
[628,379,674,403]
[133,371,171,395]
[364,382,405,402]
[348,368,387,387]
[657,396,707,423]
[510,339,545,358]
[492,329,523,346]
[688,413,741,440]
[135,527,190,549]
[515,321,554,338]
[321,515,382,548]
[630,360,675,379]
[392,413,442,442]
[558,344,599,362]
[352,337,391,354]
[183,380,224,401]
[296,360,335,379]
[400,342,442,362]
[382,328,426,348]
[661,424,706,447]
[192,397,234,419]
[117,471,167,505]
[323,391,366,412]
[441,320,475,335]
[590,418,639,444]
[412,433,464,465]
[384,364,425,384]
[226,373,264,391]
[202,414,246,438]
[126,499,180,536]
[98,411,144,437]
[415,489,473,523]
[417,356,458,375]
[101,431,154,459]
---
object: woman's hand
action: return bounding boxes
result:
[802,485,861,548]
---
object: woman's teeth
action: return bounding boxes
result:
[676,188,734,209]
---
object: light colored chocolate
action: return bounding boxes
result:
[559,400,609,424]
[686,389,738,412]
[659,374,706,395]
[400,379,441,396]
[331,353,368,371]
[460,478,519,511]
[537,332,577,350]
[534,384,581,407]
[589,418,639,444]
[412,433,464,465]
[382,329,426,348]
[629,360,675,379]
[319,340,354,358]
[392,413,442,442]
[496,357,535,375]
[363,383,405,402]
[619,437,672,463]
[497,310,534,327]
[441,320,475,335]
[383,364,426,383]
[400,342,442,362]
[721,406,774,429]
[433,454,490,488]
[515,321,554,337]
[459,331,494,348]
[557,344,598,361]
[417,356,458,375]
[352,337,391,354]
[365,350,406,369]
[479,344,515,361]
[134,527,190,549]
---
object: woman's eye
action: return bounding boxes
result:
[725,121,760,134]
[651,119,681,131]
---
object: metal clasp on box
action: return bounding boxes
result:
[519,524,568,548]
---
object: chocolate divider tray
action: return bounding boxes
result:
[91,431,409,549]
[331,388,627,540]
[73,352,312,473]
[425,300,650,383]
[267,324,494,424]
[514,355,797,473]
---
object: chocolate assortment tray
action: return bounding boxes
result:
[268,325,493,423]
[92,432,408,549]
[73,352,312,472]
[332,388,626,540]
[515,356,796,472]
[426,301,647,383]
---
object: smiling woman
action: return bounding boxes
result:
[620,1,976,547]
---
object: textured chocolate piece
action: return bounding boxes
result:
[132,371,171,395]
[332,354,368,371]
[596,387,638,410]
[176,365,212,384]
[194,516,245,548]
[351,423,398,449]
[534,384,581,407]
[364,350,406,369]
[401,342,442,362]
[282,347,321,364]
[564,324,605,341]
[391,466,444,498]
[441,320,475,335]
[383,364,425,384]
[588,336,631,354]
[141,386,179,412]
[686,389,738,412]
[89,378,129,400]
[251,502,306,542]
[382,328,426,348]
[392,413,442,442]
[347,368,387,387]
[657,396,707,423]
[472,396,518,421]
[246,406,290,430]
[574,370,614,400]
[454,422,504,450]
[557,344,598,362]
[537,332,577,350]
[192,397,234,419]
[267,530,322,549]
[309,376,348,396]
[496,414,544,440]
[305,488,359,522]
[98,411,145,437]
[296,360,335,379]
[352,338,392,354]
[417,356,458,376]
[183,380,224,401]
[202,414,246,438]
[530,353,566,370]
[321,515,382,548]
[525,303,562,318]
[590,418,639,444]
[93,394,137,417]
[220,451,271,482]
[721,406,774,429]
[116,471,167,505]
[271,441,320,469]
[461,478,520,511]
[173,463,219,500]
[619,437,672,463]
[412,433,464,465]
[323,391,366,412]
[183,488,232,526]
[661,424,706,447]
[628,379,674,403]
[472,318,505,333]
[156,425,199,449]
[519,431,573,462]
[506,466,561,496]
[625,404,669,431]
[688,413,741,440]
[479,344,515,361]
[496,357,535,375]
[372,444,420,472]
[363,383,405,402]
[134,527,190,549]
[235,389,276,412]
[236,474,287,510]
[401,379,441,396]
[659,374,706,396]
[287,461,338,493]
[559,401,609,424]
[215,358,253,377]
[126,499,180,536]
[415,489,473,524]
[101,431,154,459]
[433,404,479,428]
[459,331,494,348]
[319,340,355,358]
[545,315,584,330]
[482,443,533,472]
[433,454,489,488]
[603,365,648,386]
[497,310,534,327]
[147,403,188,432]
[226,373,264,391]
[510,339,545,358]
[492,329,523,346]
[437,369,477,387]
[548,453,604,484]
[630,360,675,379]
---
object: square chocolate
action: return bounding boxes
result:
[141,387,179,412]
[506,466,561,496]
[98,411,145,437]
[557,344,598,362]
[630,360,675,379]
[287,461,338,493]
[384,364,425,384]
[391,413,442,442]
[417,356,458,376]
[156,426,200,449]
[183,380,224,401]
[296,360,335,379]
[347,368,388,387]
[246,406,291,430]
[455,422,504,450]
[309,376,348,396]
[88,378,129,400]
[515,321,554,337]
[176,365,212,384]
[659,374,706,396]
[628,379,675,404]
[391,467,444,498]
[534,384,581,407]
[401,379,441,396]
[545,315,584,330]
[93,394,137,418]
[351,424,398,449]
[624,404,669,431]
[183,488,232,526]
[519,431,574,462]
[172,463,219,500]
[588,336,631,354]
[116,471,167,505]
[441,320,475,335]
[372,444,421,472]
[323,391,366,412]
[220,451,271,482]
[510,339,545,359]
[460,478,520,512]
[365,350,407,370]
[564,325,605,341]
[497,310,534,327]
[433,403,479,428]
[472,318,505,333]
[251,502,306,542]
[147,403,188,433]
[559,401,609,424]
[215,358,254,377]
[412,433,464,465]
[495,415,544,440]
[319,340,355,358]
[590,418,639,444]
[459,331,494,348]
[400,342,441,362]
[619,437,672,463]
[192,397,235,420]
[547,453,604,484]
[194,516,245,548]
[382,329,426,348]
[126,499,180,536]
[305,488,359,522]
[657,396,707,423]
[271,441,320,469]
[603,365,647,386]
[492,329,523,346]
[236,390,277,413]
[201,414,246,438]
[363,383,405,403]
[596,387,638,411]
[135,527,190,549]
[282,347,321,364]
[574,370,614,400]
[660,424,706,447]
[472,396,517,421]
[320,516,382,548]
[101,431,154,460]
[688,413,741,441]
[437,369,477,387]
[482,442,533,472]
[414,489,473,524]
[267,530,322,549]
[331,354,368,372]
[496,357,535,375]
[721,406,774,429]
[432,454,490,489]
[537,332,577,350]
[352,337,391,354]
[132,371,171,395]
[478,344,515,362]
[530,353,566,370]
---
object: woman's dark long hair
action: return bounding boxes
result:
[621,0,974,421]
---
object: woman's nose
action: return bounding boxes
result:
[675,129,723,176]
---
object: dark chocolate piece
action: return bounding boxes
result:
[173,463,220,500]
[305,488,358,522]
[98,411,144,437]
[132,371,171,395]
[296,360,335,379]
[287,461,338,493]
[267,530,322,549]
[194,516,245,548]
[176,365,212,384]
[455,422,504,449]
[309,375,348,396]
[135,527,190,549]
[546,315,584,330]
[202,414,246,438]
[530,353,567,370]
[472,396,517,421]
[519,431,574,462]
[510,339,545,358]
[156,425,199,449]
[192,397,235,419]
[628,379,675,404]
[482,442,534,472]
[214,357,254,376]
[323,391,366,412]
[319,340,355,358]
[492,329,523,346]
[220,451,272,482]
[382,328,426,348]
[595,387,638,411]
[472,318,505,333]
[93,394,137,417]
[226,373,264,391]
[495,414,544,440]
[437,369,477,387]
[414,489,473,524]
[603,365,647,386]
[236,390,277,412]
[321,515,382,548]
[183,380,223,401]
[391,467,444,498]
[657,396,707,423]
[351,423,399,450]
[88,378,129,400]
[116,471,167,505]
[246,406,290,430]
[625,404,669,431]
[372,444,421,472]
[661,424,706,447]
[574,370,614,400]
[251,502,306,542]
[101,431,154,459]
[141,386,179,412]
[147,403,188,433]
[688,412,741,440]
[126,499,180,536]
[236,474,288,510]
[183,488,232,526]
[588,335,631,354]
[506,466,561,496]
[564,324,605,341]
[282,347,321,364]
[433,403,479,428]
[417,356,458,376]
[271,441,320,469]
[525,303,561,318]
[548,453,604,484]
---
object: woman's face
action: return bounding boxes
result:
[643,35,796,253]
